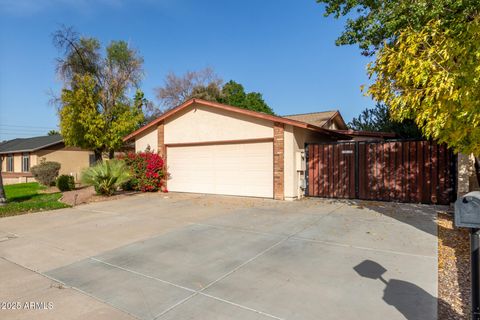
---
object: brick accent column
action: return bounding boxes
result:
[157,122,167,188]
[273,122,284,200]
[157,122,165,158]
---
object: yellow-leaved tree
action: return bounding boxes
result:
[317,0,480,182]
[367,17,480,156]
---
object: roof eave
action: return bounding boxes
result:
[0,140,64,155]
[124,99,351,142]
[335,130,397,138]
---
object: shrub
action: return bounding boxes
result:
[119,151,167,192]
[56,175,75,192]
[120,179,136,191]
[81,160,130,196]
[30,161,61,186]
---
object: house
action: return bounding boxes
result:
[284,111,396,140]
[124,98,352,200]
[0,134,94,185]
[283,110,348,130]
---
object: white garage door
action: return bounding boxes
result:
[167,142,273,198]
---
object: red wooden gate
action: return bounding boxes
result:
[306,140,456,205]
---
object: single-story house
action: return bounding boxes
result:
[0,134,94,185]
[124,98,353,200]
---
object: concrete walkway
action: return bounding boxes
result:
[0,193,441,319]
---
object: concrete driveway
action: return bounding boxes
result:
[0,193,441,320]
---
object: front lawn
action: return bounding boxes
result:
[0,182,69,218]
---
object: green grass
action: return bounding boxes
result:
[0,182,70,218]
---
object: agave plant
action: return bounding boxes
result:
[81,160,131,196]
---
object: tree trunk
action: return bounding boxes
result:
[0,158,6,206]
[108,149,115,159]
[94,150,103,163]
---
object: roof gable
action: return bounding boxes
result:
[124,99,349,141]
[0,134,63,154]
[283,111,347,130]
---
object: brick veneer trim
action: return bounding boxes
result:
[157,122,165,157]
[273,122,285,200]
[157,122,167,187]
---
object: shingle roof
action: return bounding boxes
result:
[282,111,339,128]
[0,134,63,154]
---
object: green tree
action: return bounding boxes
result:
[53,27,145,161]
[189,82,224,103]
[221,80,246,107]
[47,130,60,136]
[219,80,274,115]
[318,0,480,181]
[317,0,478,56]
[60,75,143,160]
[242,92,273,115]
[349,103,422,139]
[155,69,275,115]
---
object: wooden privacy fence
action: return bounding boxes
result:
[306,140,456,205]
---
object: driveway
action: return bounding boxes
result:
[0,193,440,320]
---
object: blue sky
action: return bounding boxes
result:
[0,0,374,141]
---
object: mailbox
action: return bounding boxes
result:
[454,191,480,319]
[455,191,480,228]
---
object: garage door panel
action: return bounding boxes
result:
[167,142,273,198]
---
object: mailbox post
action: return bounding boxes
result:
[455,191,480,320]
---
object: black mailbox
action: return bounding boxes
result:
[455,191,480,228]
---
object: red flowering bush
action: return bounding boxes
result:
[118,151,168,192]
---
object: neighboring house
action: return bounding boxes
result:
[124,98,352,200]
[284,111,396,140]
[283,110,348,130]
[0,134,94,185]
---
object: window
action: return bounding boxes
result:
[6,154,13,172]
[22,153,30,172]
[89,154,96,167]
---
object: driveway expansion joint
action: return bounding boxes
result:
[92,204,345,320]
[0,256,143,320]
[91,257,285,320]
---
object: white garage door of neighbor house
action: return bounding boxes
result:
[167,142,273,198]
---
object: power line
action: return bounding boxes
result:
[0,124,56,129]
[0,128,54,131]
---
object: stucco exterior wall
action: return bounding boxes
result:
[286,127,336,200]
[1,147,91,184]
[132,103,339,200]
[2,153,39,173]
[13,154,22,173]
[135,127,158,153]
[30,154,38,167]
[457,153,479,197]
[164,104,273,144]
[36,148,93,182]
[284,125,296,200]
[325,121,337,130]
[3,176,36,185]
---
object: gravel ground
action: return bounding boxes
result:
[60,186,140,206]
[438,212,471,319]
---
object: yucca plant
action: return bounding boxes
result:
[81,160,131,196]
